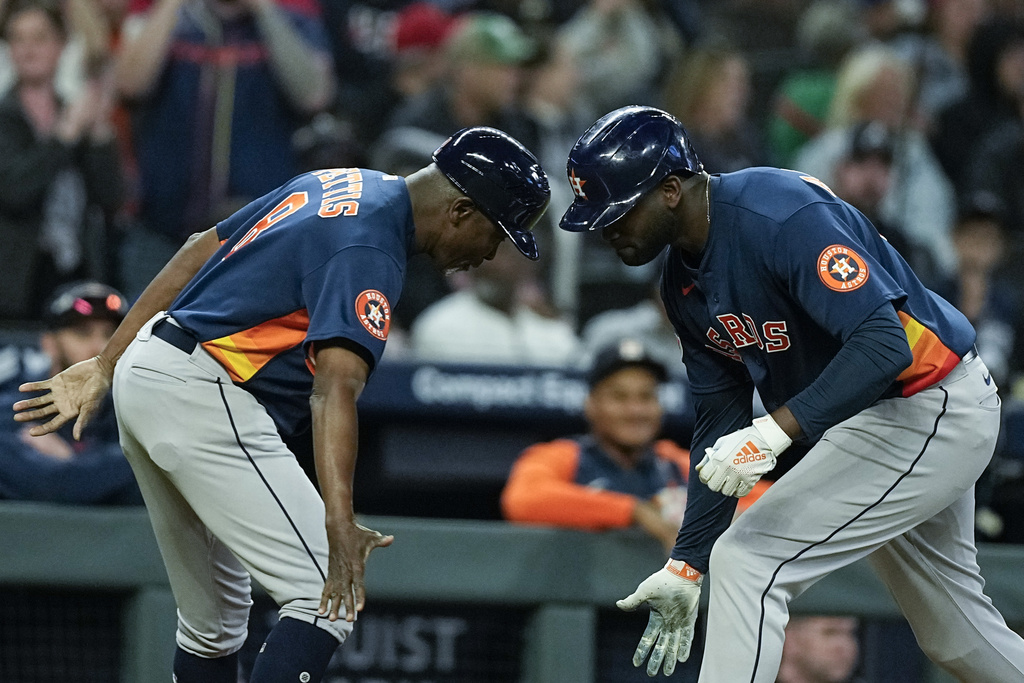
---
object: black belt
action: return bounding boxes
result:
[152,317,198,354]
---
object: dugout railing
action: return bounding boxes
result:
[2,502,1024,682]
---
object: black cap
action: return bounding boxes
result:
[432,126,551,260]
[588,338,668,388]
[44,281,129,330]
[848,121,895,164]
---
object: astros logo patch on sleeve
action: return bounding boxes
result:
[355,290,391,340]
[818,245,869,291]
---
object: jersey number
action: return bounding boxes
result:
[225,192,309,259]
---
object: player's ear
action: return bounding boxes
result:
[448,196,477,227]
[660,175,684,209]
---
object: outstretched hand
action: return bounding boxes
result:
[617,562,703,677]
[12,355,115,440]
[319,520,394,623]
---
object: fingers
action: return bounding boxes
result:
[616,589,644,612]
[12,404,59,423]
[662,628,681,676]
[632,611,661,668]
[28,414,71,437]
[74,403,98,441]
[678,621,694,663]
[646,629,670,677]
[12,393,54,411]
[696,450,711,473]
[18,380,51,394]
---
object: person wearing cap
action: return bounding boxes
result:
[502,338,768,552]
[374,11,537,175]
[0,282,140,504]
[13,128,549,683]
[558,105,1024,681]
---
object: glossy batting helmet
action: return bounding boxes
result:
[559,106,703,233]
[433,127,551,260]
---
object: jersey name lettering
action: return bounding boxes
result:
[708,315,791,360]
[315,168,363,218]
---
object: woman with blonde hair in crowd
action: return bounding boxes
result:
[795,44,957,281]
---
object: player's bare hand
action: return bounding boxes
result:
[617,562,703,677]
[13,355,114,440]
[319,520,394,622]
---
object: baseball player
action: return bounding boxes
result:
[13,127,550,683]
[558,105,1024,681]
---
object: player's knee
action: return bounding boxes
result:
[279,598,353,644]
[708,526,747,580]
[176,613,249,658]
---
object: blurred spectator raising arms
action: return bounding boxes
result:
[113,0,334,297]
[0,281,140,504]
[502,339,768,554]
[0,0,123,321]
[794,44,958,276]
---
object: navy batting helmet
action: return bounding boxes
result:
[559,106,703,233]
[433,127,551,260]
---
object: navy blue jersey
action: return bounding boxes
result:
[661,167,976,570]
[170,168,415,436]
[662,168,975,415]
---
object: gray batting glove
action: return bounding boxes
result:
[616,560,704,677]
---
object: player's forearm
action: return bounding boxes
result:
[252,1,334,112]
[99,228,220,369]
[310,382,361,523]
[114,0,186,99]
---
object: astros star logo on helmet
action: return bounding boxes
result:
[569,169,587,200]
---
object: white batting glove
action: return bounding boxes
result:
[616,560,704,677]
[696,415,792,497]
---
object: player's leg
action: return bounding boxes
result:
[136,340,350,681]
[867,353,1024,680]
[698,359,994,683]
[115,320,346,682]
[868,488,1024,681]
[114,343,251,682]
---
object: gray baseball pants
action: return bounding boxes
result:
[700,352,1024,682]
[112,313,352,658]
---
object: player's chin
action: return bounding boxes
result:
[615,245,658,267]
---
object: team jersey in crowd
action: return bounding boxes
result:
[501,436,768,531]
[170,168,415,436]
[662,167,975,418]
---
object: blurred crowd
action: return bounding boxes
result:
[4,0,1024,542]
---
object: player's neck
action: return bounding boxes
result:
[672,172,711,257]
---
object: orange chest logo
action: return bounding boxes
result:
[355,290,391,340]
[818,245,869,292]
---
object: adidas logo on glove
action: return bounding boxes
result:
[732,441,767,465]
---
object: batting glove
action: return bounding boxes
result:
[616,559,704,677]
[696,415,792,497]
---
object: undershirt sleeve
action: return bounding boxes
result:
[787,302,913,440]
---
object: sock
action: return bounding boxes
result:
[172,647,237,683]
[249,616,340,683]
